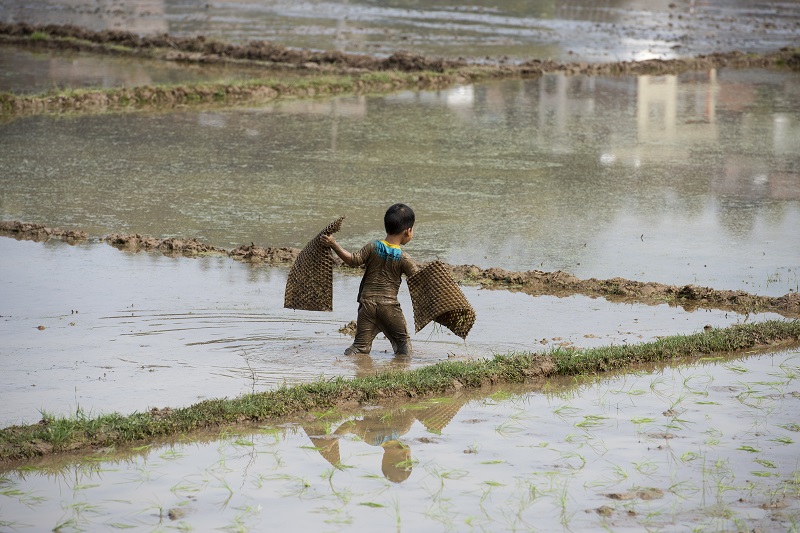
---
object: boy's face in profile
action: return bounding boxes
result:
[400,226,414,245]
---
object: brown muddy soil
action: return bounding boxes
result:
[4,221,799,319]
[0,22,462,73]
[3,22,799,76]
[1,22,798,116]
[450,265,800,319]
[0,220,88,242]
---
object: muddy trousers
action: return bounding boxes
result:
[345,298,412,356]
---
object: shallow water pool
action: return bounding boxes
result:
[0,237,780,427]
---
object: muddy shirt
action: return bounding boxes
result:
[350,240,418,302]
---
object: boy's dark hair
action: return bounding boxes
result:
[384,203,415,235]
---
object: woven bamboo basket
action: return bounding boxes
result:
[407,260,476,338]
[284,216,345,311]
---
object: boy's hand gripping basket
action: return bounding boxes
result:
[284,216,345,312]
[407,260,476,339]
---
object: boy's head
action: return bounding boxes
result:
[384,204,415,242]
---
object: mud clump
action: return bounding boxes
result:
[0,220,88,242]
[449,264,800,318]
[104,233,228,257]
[104,232,301,264]
[229,243,301,264]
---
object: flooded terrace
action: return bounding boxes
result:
[1,2,800,529]
[1,67,798,295]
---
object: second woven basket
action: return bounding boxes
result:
[407,260,476,339]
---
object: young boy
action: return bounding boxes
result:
[322,203,419,356]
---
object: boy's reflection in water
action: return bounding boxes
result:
[303,397,465,483]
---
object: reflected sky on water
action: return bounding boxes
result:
[1,68,798,295]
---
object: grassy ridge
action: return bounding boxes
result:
[1,319,798,463]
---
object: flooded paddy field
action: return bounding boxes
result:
[2,0,800,63]
[2,236,782,428]
[1,68,798,295]
[2,348,799,531]
[1,2,799,530]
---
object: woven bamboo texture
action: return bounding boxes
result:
[416,400,465,433]
[284,216,345,311]
[407,260,476,338]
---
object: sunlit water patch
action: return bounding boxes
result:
[0,237,783,427]
[2,349,798,531]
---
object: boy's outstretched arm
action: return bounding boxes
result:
[320,234,355,266]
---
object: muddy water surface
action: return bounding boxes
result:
[2,348,798,531]
[1,69,798,295]
[2,0,800,63]
[0,45,311,95]
[2,237,777,427]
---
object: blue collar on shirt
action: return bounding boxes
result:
[376,240,402,261]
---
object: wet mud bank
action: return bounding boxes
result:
[1,22,798,117]
[4,221,800,318]
[450,266,800,319]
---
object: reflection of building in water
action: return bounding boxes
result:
[636,71,717,146]
[44,56,157,90]
[302,398,466,483]
[538,73,595,149]
[266,96,368,151]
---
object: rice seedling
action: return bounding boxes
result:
[634,458,659,478]
[263,473,311,498]
[0,482,46,508]
[424,498,457,529]
[322,467,353,505]
[575,414,609,429]
[423,464,468,501]
[668,479,700,500]
[552,404,581,422]
[585,463,629,490]
[704,427,723,447]
[724,363,749,374]
[681,451,702,463]
[159,448,187,460]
